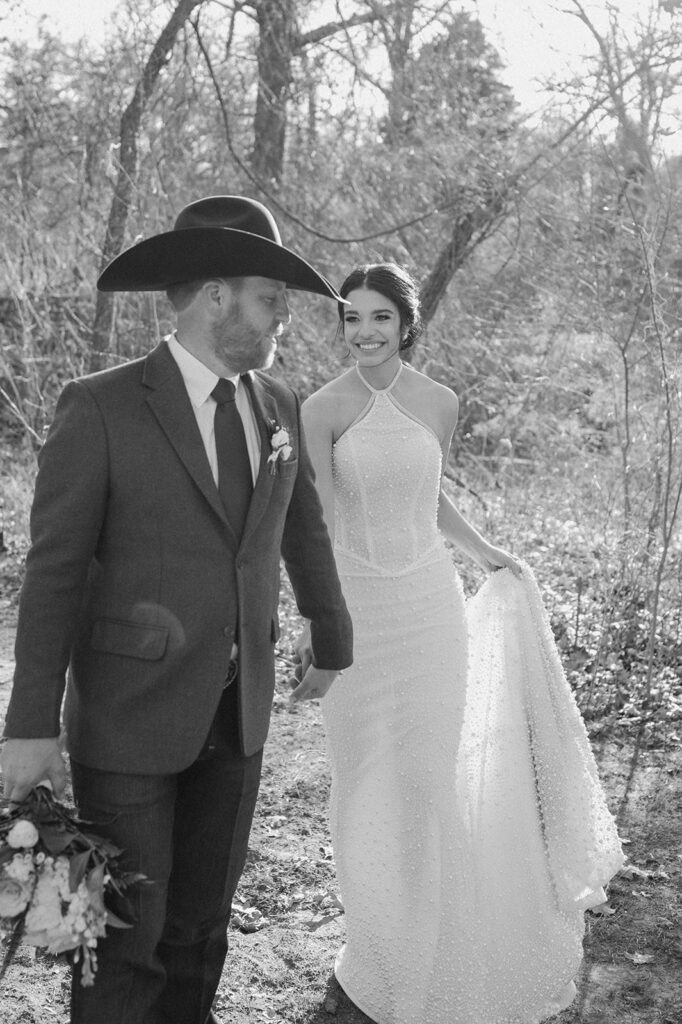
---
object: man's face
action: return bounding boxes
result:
[212,276,291,373]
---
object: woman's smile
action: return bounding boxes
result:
[343,288,403,368]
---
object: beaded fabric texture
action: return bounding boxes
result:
[322,371,624,1024]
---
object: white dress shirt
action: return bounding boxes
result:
[167,333,261,487]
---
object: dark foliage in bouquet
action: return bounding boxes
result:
[0,784,145,986]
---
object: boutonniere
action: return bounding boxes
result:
[267,422,293,475]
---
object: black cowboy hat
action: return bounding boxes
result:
[97,195,343,301]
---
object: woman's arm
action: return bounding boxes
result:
[438,491,520,574]
[436,386,520,575]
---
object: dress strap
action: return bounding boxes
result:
[355,361,403,394]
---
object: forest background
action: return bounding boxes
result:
[0,1,680,1022]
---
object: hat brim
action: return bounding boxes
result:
[97,227,343,301]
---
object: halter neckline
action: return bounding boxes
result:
[355,360,403,394]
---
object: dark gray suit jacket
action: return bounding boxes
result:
[6,341,352,771]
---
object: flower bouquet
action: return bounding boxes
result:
[0,785,144,987]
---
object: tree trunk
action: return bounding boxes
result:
[420,196,506,326]
[384,14,415,144]
[251,2,394,186]
[252,0,297,187]
[90,0,205,372]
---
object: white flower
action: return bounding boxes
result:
[24,862,65,937]
[268,424,293,474]
[271,428,289,448]
[0,876,32,918]
[7,819,39,849]
[5,852,36,883]
[23,856,88,954]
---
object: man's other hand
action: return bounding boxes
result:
[1,737,66,803]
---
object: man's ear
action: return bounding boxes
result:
[203,278,227,307]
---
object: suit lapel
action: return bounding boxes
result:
[143,341,233,536]
[240,372,280,547]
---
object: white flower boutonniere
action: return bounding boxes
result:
[268,423,293,475]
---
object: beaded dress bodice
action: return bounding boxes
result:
[332,365,443,575]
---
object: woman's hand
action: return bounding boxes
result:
[437,490,522,579]
[475,543,523,577]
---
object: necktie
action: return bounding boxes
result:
[212,378,253,538]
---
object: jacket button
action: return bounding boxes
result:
[223,627,232,637]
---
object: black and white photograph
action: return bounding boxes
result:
[0,2,680,1023]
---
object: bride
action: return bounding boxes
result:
[299,262,623,1024]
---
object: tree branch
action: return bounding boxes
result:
[295,5,395,50]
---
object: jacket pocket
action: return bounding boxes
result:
[90,618,169,661]
[274,457,298,479]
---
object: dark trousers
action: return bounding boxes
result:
[69,680,263,1024]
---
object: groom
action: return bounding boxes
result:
[1,195,352,1024]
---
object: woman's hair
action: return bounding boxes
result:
[338,263,422,352]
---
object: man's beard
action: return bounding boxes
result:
[212,317,279,373]
[222,335,277,373]
[256,335,277,370]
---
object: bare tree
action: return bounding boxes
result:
[252,0,297,186]
[565,1,682,188]
[90,0,206,371]
[251,1,397,186]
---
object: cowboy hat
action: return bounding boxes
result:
[97,195,343,301]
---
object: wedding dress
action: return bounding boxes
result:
[321,364,623,1024]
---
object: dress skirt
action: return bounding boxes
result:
[321,551,623,1024]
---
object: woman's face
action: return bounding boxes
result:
[342,287,403,367]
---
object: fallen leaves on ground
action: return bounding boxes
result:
[232,902,268,933]
[623,951,656,965]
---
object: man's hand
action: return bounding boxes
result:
[293,623,313,677]
[1,738,66,803]
[289,665,340,703]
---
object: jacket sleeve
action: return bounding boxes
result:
[5,380,109,737]
[280,391,353,672]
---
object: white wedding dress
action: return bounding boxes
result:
[321,365,623,1024]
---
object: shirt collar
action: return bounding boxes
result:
[166,333,244,407]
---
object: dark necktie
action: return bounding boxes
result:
[212,378,253,538]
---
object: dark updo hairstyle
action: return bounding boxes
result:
[337,263,422,352]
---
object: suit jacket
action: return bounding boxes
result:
[6,340,352,772]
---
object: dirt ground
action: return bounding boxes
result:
[0,601,680,1024]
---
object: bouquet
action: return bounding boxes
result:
[0,785,144,987]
